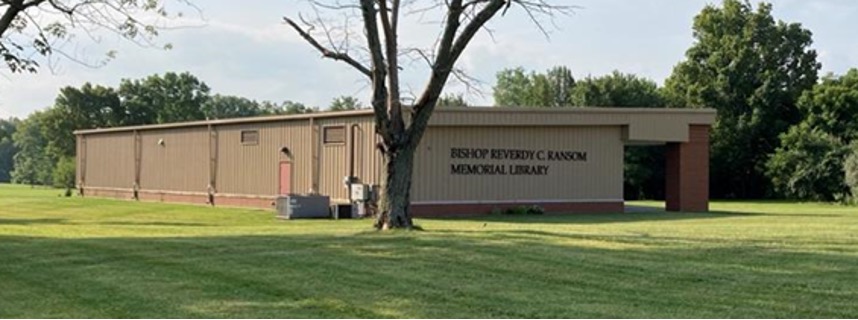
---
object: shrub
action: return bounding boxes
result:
[766,124,850,201]
[52,156,76,196]
[504,205,545,215]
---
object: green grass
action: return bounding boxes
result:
[1,184,857,318]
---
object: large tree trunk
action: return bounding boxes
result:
[375,144,416,230]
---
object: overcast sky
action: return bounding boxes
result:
[1,0,856,118]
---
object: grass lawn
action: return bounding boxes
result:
[1,184,857,318]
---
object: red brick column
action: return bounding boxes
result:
[665,125,710,212]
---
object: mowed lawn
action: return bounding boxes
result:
[1,184,857,318]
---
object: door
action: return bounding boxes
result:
[279,161,292,195]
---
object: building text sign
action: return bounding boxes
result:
[449,147,587,176]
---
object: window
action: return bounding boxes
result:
[241,130,259,145]
[323,126,345,144]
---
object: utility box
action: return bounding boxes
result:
[276,195,330,219]
[351,184,370,202]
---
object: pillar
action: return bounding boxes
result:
[665,125,710,212]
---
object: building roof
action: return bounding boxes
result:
[74,107,717,142]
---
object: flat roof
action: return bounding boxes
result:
[74,107,717,135]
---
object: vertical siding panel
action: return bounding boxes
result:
[139,127,208,192]
[85,132,135,189]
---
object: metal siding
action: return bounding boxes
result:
[412,126,624,202]
[84,132,135,188]
[139,127,209,192]
[216,121,308,196]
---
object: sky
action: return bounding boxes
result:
[1,0,857,119]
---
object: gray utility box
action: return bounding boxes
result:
[276,195,331,219]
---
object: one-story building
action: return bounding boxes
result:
[74,107,716,216]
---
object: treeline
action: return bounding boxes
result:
[0,71,369,189]
[490,0,858,202]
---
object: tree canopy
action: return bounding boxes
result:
[1,0,190,73]
[663,0,820,198]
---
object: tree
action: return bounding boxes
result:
[329,96,363,111]
[796,69,858,142]
[663,0,820,198]
[765,123,849,201]
[40,83,123,162]
[0,117,18,182]
[493,66,575,107]
[437,93,469,107]
[268,100,317,115]
[572,71,663,107]
[1,0,188,73]
[545,66,575,106]
[203,94,266,119]
[11,111,53,186]
[118,72,210,123]
[285,0,568,229]
[52,156,76,195]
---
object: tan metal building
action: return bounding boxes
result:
[74,107,717,215]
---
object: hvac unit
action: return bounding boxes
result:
[276,195,331,219]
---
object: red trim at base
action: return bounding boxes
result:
[410,201,624,217]
[84,189,275,209]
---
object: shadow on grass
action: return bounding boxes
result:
[0,218,66,225]
[94,221,214,227]
[423,210,769,224]
[0,231,856,318]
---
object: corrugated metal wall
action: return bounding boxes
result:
[412,126,624,202]
[83,131,135,188]
[139,127,209,192]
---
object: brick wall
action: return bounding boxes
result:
[665,125,710,212]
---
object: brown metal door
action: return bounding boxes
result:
[279,161,291,195]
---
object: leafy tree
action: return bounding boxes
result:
[1,0,188,73]
[203,95,266,119]
[663,0,820,198]
[40,84,123,161]
[765,123,849,201]
[268,100,317,115]
[11,111,53,186]
[436,93,469,107]
[0,117,18,182]
[52,156,76,195]
[796,69,858,142]
[572,71,664,107]
[545,66,575,107]
[118,72,210,124]
[493,66,575,107]
[286,0,569,229]
[329,96,364,111]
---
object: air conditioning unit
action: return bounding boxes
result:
[276,195,330,219]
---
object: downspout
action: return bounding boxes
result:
[207,123,218,205]
[79,135,87,196]
[133,130,140,200]
[348,123,360,202]
[309,116,318,194]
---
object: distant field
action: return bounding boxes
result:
[1,184,857,318]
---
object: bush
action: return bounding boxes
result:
[766,124,850,201]
[845,143,858,201]
[504,205,545,215]
[52,156,76,196]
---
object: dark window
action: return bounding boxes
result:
[241,130,259,145]
[323,126,345,144]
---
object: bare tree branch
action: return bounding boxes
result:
[283,16,371,77]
